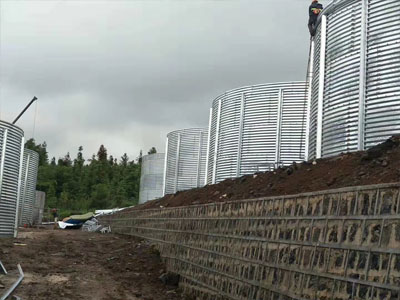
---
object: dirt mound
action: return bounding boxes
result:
[138,135,400,210]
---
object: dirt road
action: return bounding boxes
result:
[0,228,190,300]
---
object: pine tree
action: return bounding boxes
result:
[148,147,157,154]
[138,150,143,164]
[97,145,107,162]
[74,146,85,167]
[108,155,114,166]
[33,141,143,212]
[25,138,49,166]
[120,153,129,167]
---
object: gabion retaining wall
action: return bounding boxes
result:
[100,183,400,300]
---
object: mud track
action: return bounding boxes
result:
[0,228,191,300]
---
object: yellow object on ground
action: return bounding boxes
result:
[68,212,94,221]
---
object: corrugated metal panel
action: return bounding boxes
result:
[365,0,400,148]
[216,89,242,182]
[139,153,165,204]
[308,0,400,159]
[241,86,279,175]
[206,108,218,183]
[207,82,307,185]
[0,121,24,237]
[18,149,39,226]
[322,0,361,157]
[33,190,46,225]
[280,88,308,164]
[308,25,322,161]
[164,128,208,195]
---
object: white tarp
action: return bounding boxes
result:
[94,208,126,217]
[57,221,78,229]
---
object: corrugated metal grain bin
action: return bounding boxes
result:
[139,153,165,204]
[18,149,39,226]
[164,128,208,195]
[33,191,46,225]
[0,120,24,237]
[206,82,308,184]
[308,0,400,159]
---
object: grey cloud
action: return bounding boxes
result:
[0,0,329,160]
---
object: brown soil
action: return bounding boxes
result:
[0,228,192,300]
[138,135,400,210]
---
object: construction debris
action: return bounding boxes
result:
[58,212,95,229]
[0,264,24,300]
[58,209,127,230]
[0,261,7,275]
[81,218,110,233]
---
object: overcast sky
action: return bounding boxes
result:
[0,0,329,162]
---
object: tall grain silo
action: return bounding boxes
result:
[0,121,24,237]
[206,82,308,185]
[139,153,165,204]
[307,0,400,159]
[164,128,208,195]
[18,148,39,226]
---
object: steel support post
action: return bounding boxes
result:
[20,152,30,226]
[236,93,245,177]
[196,131,203,188]
[14,137,25,237]
[204,108,213,185]
[316,15,327,159]
[212,99,222,184]
[174,134,181,193]
[305,40,315,161]
[0,129,8,200]
[0,260,7,275]
[358,0,368,151]
[0,264,24,300]
[275,89,283,163]
[162,137,169,196]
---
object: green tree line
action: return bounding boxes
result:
[26,139,155,214]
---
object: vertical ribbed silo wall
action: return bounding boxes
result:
[206,82,308,185]
[308,0,400,159]
[139,153,165,204]
[33,190,46,225]
[18,149,39,226]
[0,121,24,237]
[164,128,208,195]
[365,0,400,148]
[308,23,322,161]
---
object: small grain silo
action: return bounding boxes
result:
[307,0,400,159]
[18,149,39,226]
[164,128,208,195]
[139,153,165,204]
[206,82,308,184]
[0,120,25,237]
